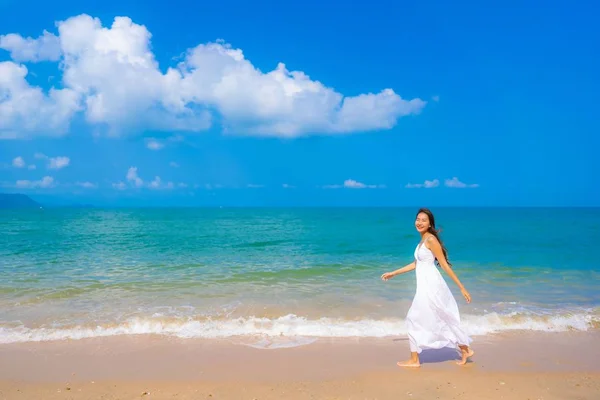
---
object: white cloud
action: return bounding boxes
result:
[15,176,54,189]
[148,176,174,190]
[444,177,479,188]
[34,153,70,169]
[0,30,61,62]
[406,179,440,189]
[177,182,188,188]
[28,164,36,170]
[0,14,426,139]
[432,95,440,102]
[118,167,177,190]
[179,44,424,137]
[0,62,80,139]
[48,156,70,169]
[323,179,385,189]
[169,161,180,168]
[76,181,97,189]
[146,139,164,150]
[12,156,25,168]
[344,179,367,189]
[282,183,295,189]
[126,166,143,187]
[149,176,161,189]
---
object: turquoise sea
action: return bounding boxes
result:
[1,207,598,348]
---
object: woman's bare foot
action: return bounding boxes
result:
[397,360,421,368]
[456,348,475,365]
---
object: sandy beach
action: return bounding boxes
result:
[1,331,598,399]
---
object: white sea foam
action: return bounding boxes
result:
[0,310,596,345]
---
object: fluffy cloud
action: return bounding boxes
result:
[169,161,180,168]
[12,156,25,168]
[146,139,164,150]
[15,176,54,189]
[405,177,478,188]
[405,179,440,189]
[344,179,367,189]
[126,167,143,187]
[117,167,176,190]
[324,179,385,189]
[179,44,424,137]
[0,14,426,139]
[34,153,70,169]
[444,177,479,188]
[0,62,80,139]
[149,176,174,190]
[148,176,161,189]
[10,156,36,169]
[76,181,97,189]
[48,156,70,169]
[0,31,61,62]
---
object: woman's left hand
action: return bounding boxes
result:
[461,288,472,303]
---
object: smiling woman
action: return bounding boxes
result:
[0,14,426,140]
[381,208,474,368]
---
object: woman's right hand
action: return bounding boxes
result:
[381,272,395,281]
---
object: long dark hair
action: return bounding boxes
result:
[417,208,451,267]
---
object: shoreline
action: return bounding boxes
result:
[1,331,598,399]
[2,306,597,345]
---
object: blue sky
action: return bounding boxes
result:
[0,0,597,207]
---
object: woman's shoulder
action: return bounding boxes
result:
[424,234,440,247]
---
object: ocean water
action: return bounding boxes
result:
[1,207,598,347]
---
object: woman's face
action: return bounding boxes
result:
[415,212,430,234]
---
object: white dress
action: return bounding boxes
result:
[405,240,472,353]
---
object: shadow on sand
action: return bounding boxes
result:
[393,338,472,364]
[418,347,462,364]
[392,339,463,364]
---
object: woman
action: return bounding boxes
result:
[381,208,474,367]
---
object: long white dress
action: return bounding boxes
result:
[405,240,472,353]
